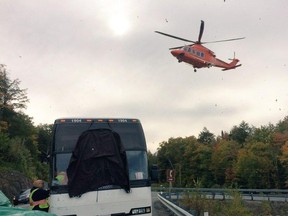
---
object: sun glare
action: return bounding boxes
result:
[106,1,131,36]
[109,16,130,36]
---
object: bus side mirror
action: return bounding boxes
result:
[40,151,51,164]
[150,165,159,183]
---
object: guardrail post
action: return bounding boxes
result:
[169,181,172,200]
[250,193,253,201]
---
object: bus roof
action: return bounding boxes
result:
[54,118,141,124]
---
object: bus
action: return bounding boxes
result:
[49,118,152,216]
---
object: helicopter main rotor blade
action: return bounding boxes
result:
[169,46,184,50]
[198,20,204,43]
[169,43,194,50]
[155,31,196,43]
[202,37,245,44]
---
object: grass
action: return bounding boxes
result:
[180,190,288,216]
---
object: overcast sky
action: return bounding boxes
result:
[1,0,287,153]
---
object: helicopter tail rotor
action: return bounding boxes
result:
[228,52,236,60]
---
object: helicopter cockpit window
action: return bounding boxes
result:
[183,46,190,52]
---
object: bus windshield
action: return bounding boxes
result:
[51,119,149,187]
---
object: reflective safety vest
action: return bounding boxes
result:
[55,172,67,185]
[29,188,49,209]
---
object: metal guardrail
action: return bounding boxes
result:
[153,187,288,202]
[156,188,288,216]
[157,193,193,216]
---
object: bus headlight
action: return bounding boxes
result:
[130,206,151,215]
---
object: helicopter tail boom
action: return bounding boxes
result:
[222,59,242,71]
[222,64,241,71]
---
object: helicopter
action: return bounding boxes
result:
[155,20,245,72]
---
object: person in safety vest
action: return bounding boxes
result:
[55,171,68,185]
[29,179,50,212]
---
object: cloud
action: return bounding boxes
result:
[1,0,288,153]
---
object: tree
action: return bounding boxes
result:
[183,143,213,187]
[0,65,50,179]
[279,141,288,187]
[248,124,274,144]
[210,140,239,187]
[147,150,158,171]
[9,138,34,174]
[235,142,278,188]
[156,136,198,186]
[0,65,29,132]
[0,133,11,162]
[197,127,215,145]
[36,124,53,154]
[178,136,199,187]
[275,116,288,133]
[8,112,35,138]
[230,121,252,146]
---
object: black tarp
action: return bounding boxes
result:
[66,129,130,197]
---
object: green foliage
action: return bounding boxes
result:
[0,65,29,133]
[156,116,288,189]
[0,128,47,179]
[184,143,213,187]
[147,150,157,167]
[198,127,216,145]
[230,121,252,146]
[7,137,35,176]
[182,190,252,216]
[211,140,239,187]
[220,191,252,216]
[0,133,11,161]
[260,201,273,216]
[248,124,275,144]
[0,64,28,111]
[157,136,196,185]
[275,116,288,133]
[235,142,279,188]
[181,189,207,216]
[0,66,50,181]
[36,124,53,154]
[8,112,35,138]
